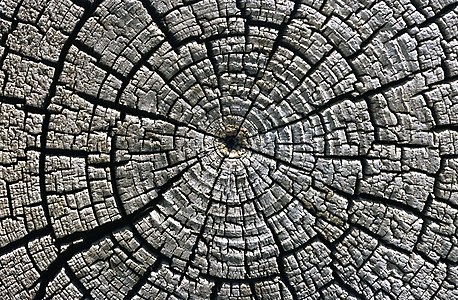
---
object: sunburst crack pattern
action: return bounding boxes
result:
[0,0,458,299]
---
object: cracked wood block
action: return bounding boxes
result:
[0,0,457,299]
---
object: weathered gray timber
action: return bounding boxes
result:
[0,0,457,299]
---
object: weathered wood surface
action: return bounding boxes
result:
[0,0,457,299]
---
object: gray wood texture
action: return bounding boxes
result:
[0,0,457,299]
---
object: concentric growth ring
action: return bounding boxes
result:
[0,0,457,299]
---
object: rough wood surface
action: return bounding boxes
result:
[0,0,458,299]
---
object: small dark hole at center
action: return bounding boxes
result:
[223,134,239,150]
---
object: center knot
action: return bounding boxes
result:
[216,126,249,158]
